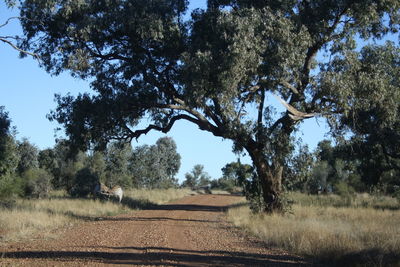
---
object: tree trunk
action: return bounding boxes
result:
[247,147,284,213]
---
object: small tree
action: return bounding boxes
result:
[16,138,39,175]
[22,168,52,199]
[218,161,252,192]
[129,137,181,189]
[52,140,87,191]
[105,141,132,188]
[183,164,211,188]
[70,167,98,198]
[0,106,18,177]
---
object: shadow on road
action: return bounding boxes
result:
[1,246,307,266]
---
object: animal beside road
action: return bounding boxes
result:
[93,182,123,202]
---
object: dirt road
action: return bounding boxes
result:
[0,194,308,266]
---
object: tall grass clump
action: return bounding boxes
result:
[228,193,400,266]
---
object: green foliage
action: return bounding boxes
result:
[38,148,56,172]
[308,161,331,194]
[87,150,106,182]
[183,164,211,188]
[19,0,400,212]
[49,140,87,190]
[284,144,314,191]
[0,107,18,177]
[69,167,98,198]
[16,138,39,174]
[0,174,23,199]
[130,137,181,189]
[104,141,132,188]
[240,172,265,213]
[334,180,355,198]
[21,168,52,198]
[213,161,252,192]
[4,0,17,8]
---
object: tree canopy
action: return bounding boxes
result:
[19,0,400,212]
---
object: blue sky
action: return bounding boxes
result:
[0,1,330,181]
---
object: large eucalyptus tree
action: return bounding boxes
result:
[19,0,399,212]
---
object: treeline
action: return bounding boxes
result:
[0,106,181,199]
[285,139,400,198]
[214,140,400,211]
[211,139,400,213]
[1,105,399,202]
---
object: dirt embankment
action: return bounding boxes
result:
[0,194,308,266]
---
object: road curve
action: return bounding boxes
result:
[0,194,308,266]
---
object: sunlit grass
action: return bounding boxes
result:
[0,188,195,243]
[125,188,195,204]
[228,193,400,266]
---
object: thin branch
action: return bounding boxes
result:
[0,37,40,60]
[279,80,299,95]
[0,16,20,28]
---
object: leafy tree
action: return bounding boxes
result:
[129,137,181,188]
[0,107,18,177]
[155,137,181,180]
[16,138,39,174]
[21,168,52,198]
[38,148,56,172]
[105,141,132,188]
[87,150,107,182]
[217,161,252,191]
[183,164,211,188]
[20,0,400,212]
[51,140,87,190]
[308,160,332,194]
[284,144,314,191]
[0,107,21,200]
[70,167,98,198]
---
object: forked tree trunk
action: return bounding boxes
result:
[247,147,284,213]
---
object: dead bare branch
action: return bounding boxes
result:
[273,94,316,120]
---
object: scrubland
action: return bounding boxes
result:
[228,192,400,266]
[0,188,194,243]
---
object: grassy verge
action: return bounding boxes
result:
[227,193,400,266]
[124,188,194,205]
[0,188,194,243]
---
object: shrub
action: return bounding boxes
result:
[69,167,98,197]
[21,168,52,198]
[0,174,23,200]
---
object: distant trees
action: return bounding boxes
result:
[0,130,182,199]
[0,106,20,199]
[16,138,39,174]
[0,107,18,177]
[211,161,252,192]
[130,137,181,189]
[182,164,211,189]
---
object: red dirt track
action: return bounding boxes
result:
[0,194,308,266]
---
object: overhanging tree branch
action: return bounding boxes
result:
[0,37,40,59]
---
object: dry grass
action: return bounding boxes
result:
[228,193,400,266]
[124,188,195,204]
[0,188,194,243]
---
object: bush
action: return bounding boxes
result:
[69,167,99,198]
[0,174,23,199]
[21,168,53,198]
[334,180,355,197]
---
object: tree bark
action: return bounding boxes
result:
[247,145,284,213]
